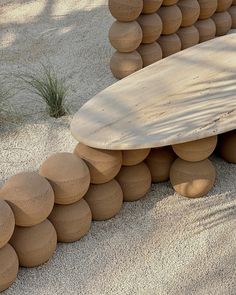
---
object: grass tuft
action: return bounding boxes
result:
[17,65,69,118]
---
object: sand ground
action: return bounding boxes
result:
[0,1,236,294]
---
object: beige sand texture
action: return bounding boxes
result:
[0,1,236,294]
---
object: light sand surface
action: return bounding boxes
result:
[1,1,236,294]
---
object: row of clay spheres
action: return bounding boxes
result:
[109,0,236,79]
[1,130,236,292]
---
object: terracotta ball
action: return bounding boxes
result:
[146,146,176,182]
[177,0,200,27]
[0,244,19,293]
[137,13,163,43]
[0,199,15,248]
[39,152,90,205]
[198,0,217,19]
[216,0,233,12]
[142,0,163,14]
[218,130,236,163]
[228,5,236,28]
[115,162,151,202]
[195,18,216,42]
[177,25,199,49]
[172,136,217,162]
[212,11,232,35]
[162,0,179,5]
[170,158,216,198]
[1,172,54,227]
[108,0,143,22]
[48,199,92,242]
[122,148,151,166]
[10,219,57,268]
[110,50,143,79]
[74,143,122,184]
[109,21,143,53]
[84,180,123,221]
[157,5,182,35]
[137,42,163,66]
[157,33,181,57]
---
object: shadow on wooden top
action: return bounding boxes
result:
[71,34,236,150]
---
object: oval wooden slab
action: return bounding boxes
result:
[71,34,236,150]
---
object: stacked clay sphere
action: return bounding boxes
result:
[170,158,216,198]
[177,0,200,27]
[110,51,143,79]
[74,143,122,184]
[49,199,92,242]
[0,244,19,292]
[162,0,179,5]
[158,5,182,35]
[0,199,15,248]
[122,148,150,166]
[216,0,233,12]
[137,42,163,66]
[39,152,90,204]
[84,180,123,221]
[195,18,216,42]
[146,147,176,182]
[218,130,236,163]
[212,11,232,35]
[10,219,57,267]
[1,172,54,226]
[108,0,143,21]
[137,13,163,43]
[177,25,199,49]
[116,162,151,201]
[158,33,181,57]
[198,0,217,19]
[109,21,143,52]
[172,136,217,162]
[142,0,163,14]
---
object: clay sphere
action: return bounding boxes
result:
[216,0,233,12]
[177,25,199,49]
[218,130,236,163]
[84,180,123,221]
[110,51,143,79]
[170,158,216,198]
[212,11,232,36]
[109,21,143,53]
[0,200,15,248]
[74,143,122,184]
[137,13,163,43]
[177,0,200,27]
[137,42,163,66]
[10,219,57,267]
[0,244,19,293]
[146,146,176,182]
[228,5,236,28]
[122,148,151,166]
[1,172,54,227]
[198,0,217,19]
[157,33,181,57]
[157,5,182,35]
[162,0,179,5]
[142,0,163,14]
[172,136,217,162]
[195,18,216,42]
[48,199,92,242]
[233,0,236,4]
[115,162,151,201]
[39,152,90,205]
[108,0,143,22]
